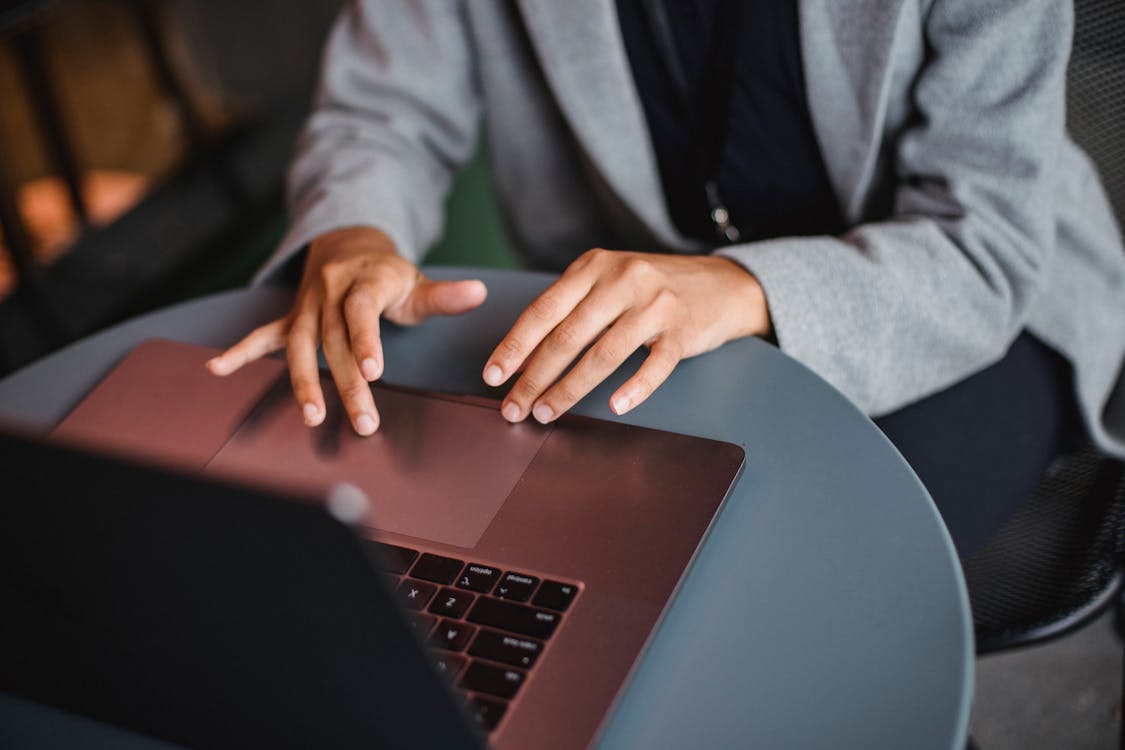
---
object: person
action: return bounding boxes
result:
[207,0,1125,557]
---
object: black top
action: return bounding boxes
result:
[615,0,845,245]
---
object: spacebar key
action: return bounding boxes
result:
[467,598,560,639]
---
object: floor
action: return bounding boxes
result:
[972,608,1122,749]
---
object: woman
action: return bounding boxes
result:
[208,0,1125,556]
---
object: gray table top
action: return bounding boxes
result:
[0,267,973,750]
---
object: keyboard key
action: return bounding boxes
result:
[494,572,539,602]
[456,563,501,593]
[408,612,438,638]
[532,580,578,612]
[364,541,418,574]
[469,629,543,669]
[397,579,437,610]
[411,553,465,585]
[467,598,560,639]
[432,652,467,680]
[461,661,526,699]
[466,695,508,732]
[429,619,476,652]
[428,587,475,618]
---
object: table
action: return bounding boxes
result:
[0,267,973,750]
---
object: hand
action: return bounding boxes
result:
[207,226,487,435]
[481,248,770,423]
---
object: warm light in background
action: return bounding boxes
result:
[0,170,149,297]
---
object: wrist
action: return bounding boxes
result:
[310,226,399,263]
[713,256,773,340]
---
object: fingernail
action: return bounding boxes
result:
[355,414,376,436]
[532,403,554,424]
[206,357,224,375]
[501,402,521,422]
[302,403,321,426]
[483,364,503,387]
[612,394,632,415]
[361,358,380,381]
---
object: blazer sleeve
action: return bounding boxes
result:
[254,0,481,283]
[715,0,1072,416]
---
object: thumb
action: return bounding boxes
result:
[397,278,488,324]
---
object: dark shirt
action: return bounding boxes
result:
[615,0,845,245]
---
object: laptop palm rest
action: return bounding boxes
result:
[53,339,549,550]
[208,378,550,549]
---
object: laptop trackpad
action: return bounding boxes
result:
[207,383,550,549]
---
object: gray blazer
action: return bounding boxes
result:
[255,0,1125,458]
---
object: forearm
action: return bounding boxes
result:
[716,0,1071,415]
[255,0,481,284]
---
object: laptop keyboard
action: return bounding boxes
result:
[365,541,580,733]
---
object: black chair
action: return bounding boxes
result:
[962,0,1125,746]
[964,446,1124,652]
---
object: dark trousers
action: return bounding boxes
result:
[874,332,1078,558]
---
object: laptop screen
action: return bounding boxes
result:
[0,430,485,750]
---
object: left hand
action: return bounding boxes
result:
[482,248,772,423]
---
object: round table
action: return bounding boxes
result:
[0,267,973,750]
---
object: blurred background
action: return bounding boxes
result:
[0,0,514,376]
[1,0,1122,382]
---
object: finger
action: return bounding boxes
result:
[609,337,683,416]
[395,278,487,325]
[343,281,387,381]
[286,306,326,427]
[207,318,288,376]
[482,274,594,389]
[500,288,626,422]
[322,300,379,436]
[529,306,657,423]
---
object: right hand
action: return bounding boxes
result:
[207,226,487,435]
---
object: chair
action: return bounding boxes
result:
[963,446,1124,652]
[962,0,1125,746]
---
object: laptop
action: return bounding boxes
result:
[8,338,745,749]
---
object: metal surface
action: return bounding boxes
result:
[0,268,974,750]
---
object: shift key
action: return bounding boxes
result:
[466,598,560,639]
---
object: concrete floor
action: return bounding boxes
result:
[972,608,1122,749]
